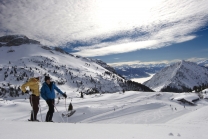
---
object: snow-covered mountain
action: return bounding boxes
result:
[0,35,152,98]
[112,59,208,80]
[91,59,117,74]
[144,60,208,92]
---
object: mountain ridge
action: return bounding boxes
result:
[111,59,208,80]
[0,35,153,98]
[144,60,208,92]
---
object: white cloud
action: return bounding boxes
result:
[108,57,208,67]
[74,40,159,56]
[186,57,208,63]
[0,0,208,56]
[108,59,181,67]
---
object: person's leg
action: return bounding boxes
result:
[45,100,50,122]
[45,99,54,121]
[32,96,39,120]
[29,95,34,121]
[48,99,54,121]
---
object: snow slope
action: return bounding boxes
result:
[0,39,151,98]
[144,60,208,92]
[131,74,155,84]
[1,91,205,123]
[0,91,208,139]
[1,121,207,139]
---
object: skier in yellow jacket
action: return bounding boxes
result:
[21,72,41,122]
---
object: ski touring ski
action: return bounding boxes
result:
[62,110,76,117]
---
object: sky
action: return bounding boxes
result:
[94,28,208,65]
[0,0,208,65]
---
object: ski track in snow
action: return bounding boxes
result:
[1,91,208,139]
[1,91,207,124]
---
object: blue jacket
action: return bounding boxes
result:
[41,82,64,100]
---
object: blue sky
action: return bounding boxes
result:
[91,27,208,64]
[1,0,208,65]
[63,25,208,64]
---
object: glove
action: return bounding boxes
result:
[29,91,32,95]
[62,93,67,98]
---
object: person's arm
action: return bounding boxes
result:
[21,81,31,93]
[54,84,64,95]
[54,83,67,98]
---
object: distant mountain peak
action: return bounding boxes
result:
[144,61,208,92]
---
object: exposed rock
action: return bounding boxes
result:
[54,47,69,54]
[0,35,27,42]
[0,35,40,46]
[41,46,51,50]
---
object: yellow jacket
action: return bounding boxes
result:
[21,78,40,96]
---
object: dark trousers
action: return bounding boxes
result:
[29,95,40,121]
[46,99,55,122]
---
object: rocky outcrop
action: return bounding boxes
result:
[92,59,117,74]
[54,47,69,54]
[0,35,40,46]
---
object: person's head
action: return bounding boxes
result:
[34,72,41,81]
[45,76,51,84]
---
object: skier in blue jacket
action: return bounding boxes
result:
[41,76,67,122]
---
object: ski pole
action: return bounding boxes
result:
[53,104,65,123]
[31,94,35,121]
[65,98,68,123]
[65,98,67,111]
[39,104,43,122]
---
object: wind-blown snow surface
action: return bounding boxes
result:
[1,91,208,139]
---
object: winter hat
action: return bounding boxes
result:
[45,76,51,81]
[34,72,41,78]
